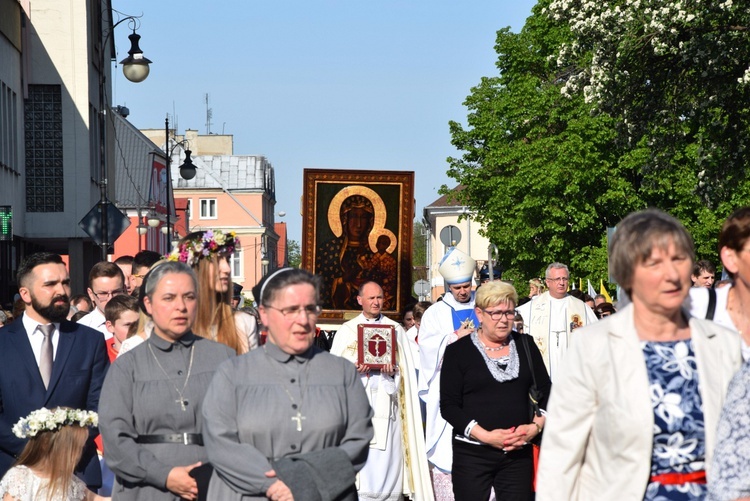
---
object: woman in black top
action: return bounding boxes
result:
[440,280,550,501]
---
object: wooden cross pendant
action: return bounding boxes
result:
[291,411,306,431]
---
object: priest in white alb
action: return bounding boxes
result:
[515,262,598,382]
[330,281,433,501]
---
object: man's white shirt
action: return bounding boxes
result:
[77,308,111,340]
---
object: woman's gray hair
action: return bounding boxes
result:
[608,208,694,295]
[260,268,321,306]
[138,261,198,314]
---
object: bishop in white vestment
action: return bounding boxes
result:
[417,248,478,500]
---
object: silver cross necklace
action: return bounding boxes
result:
[264,345,311,432]
[148,341,195,411]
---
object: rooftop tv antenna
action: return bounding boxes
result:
[205,93,213,134]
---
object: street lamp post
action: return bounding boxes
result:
[119,30,151,83]
[163,116,197,243]
[98,14,152,260]
[260,233,270,277]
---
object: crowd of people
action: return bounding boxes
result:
[1,209,750,500]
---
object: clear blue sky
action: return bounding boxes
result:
[112,0,538,243]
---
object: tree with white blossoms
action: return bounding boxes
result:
[447,2,633,282]
[446,0,750,283]
[547,0,750,206]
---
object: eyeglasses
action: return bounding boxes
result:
[545,277,570,284]
[92,289,125,301]
[482,309,516,321]
[266,304,322,318]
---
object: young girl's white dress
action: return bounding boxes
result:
[0,465,87,501]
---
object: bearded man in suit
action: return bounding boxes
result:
[0,252,109,489]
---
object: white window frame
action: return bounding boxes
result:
[186,199,193,221]
[231,248,243,278]
[199,198,217,219]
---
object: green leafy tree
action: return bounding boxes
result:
[447,4,636,283]
[287,240,301,269]
[546,0,750,258]
[446,0,750,285]
[412,220,428,285]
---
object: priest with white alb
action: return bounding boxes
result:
[330,281,433,501]
[515,262,598,382]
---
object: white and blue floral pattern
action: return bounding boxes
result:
[642,339,706,500]
[708,361,750,501]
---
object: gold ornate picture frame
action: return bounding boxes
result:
[301,169,414,322]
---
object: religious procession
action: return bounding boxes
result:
[0,205,750,501]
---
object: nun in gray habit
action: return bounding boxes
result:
[202,268,374,501]
[100,261,235,500]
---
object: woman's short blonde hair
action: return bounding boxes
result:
[475,281,519,310]
[608,209,694,295]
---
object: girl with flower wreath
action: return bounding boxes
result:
[0,407,107,501]
[168,230,258,354]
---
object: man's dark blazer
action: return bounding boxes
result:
[0,317,109,488]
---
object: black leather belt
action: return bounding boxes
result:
[135,433,203,446]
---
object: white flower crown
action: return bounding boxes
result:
[12,408,98,439]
